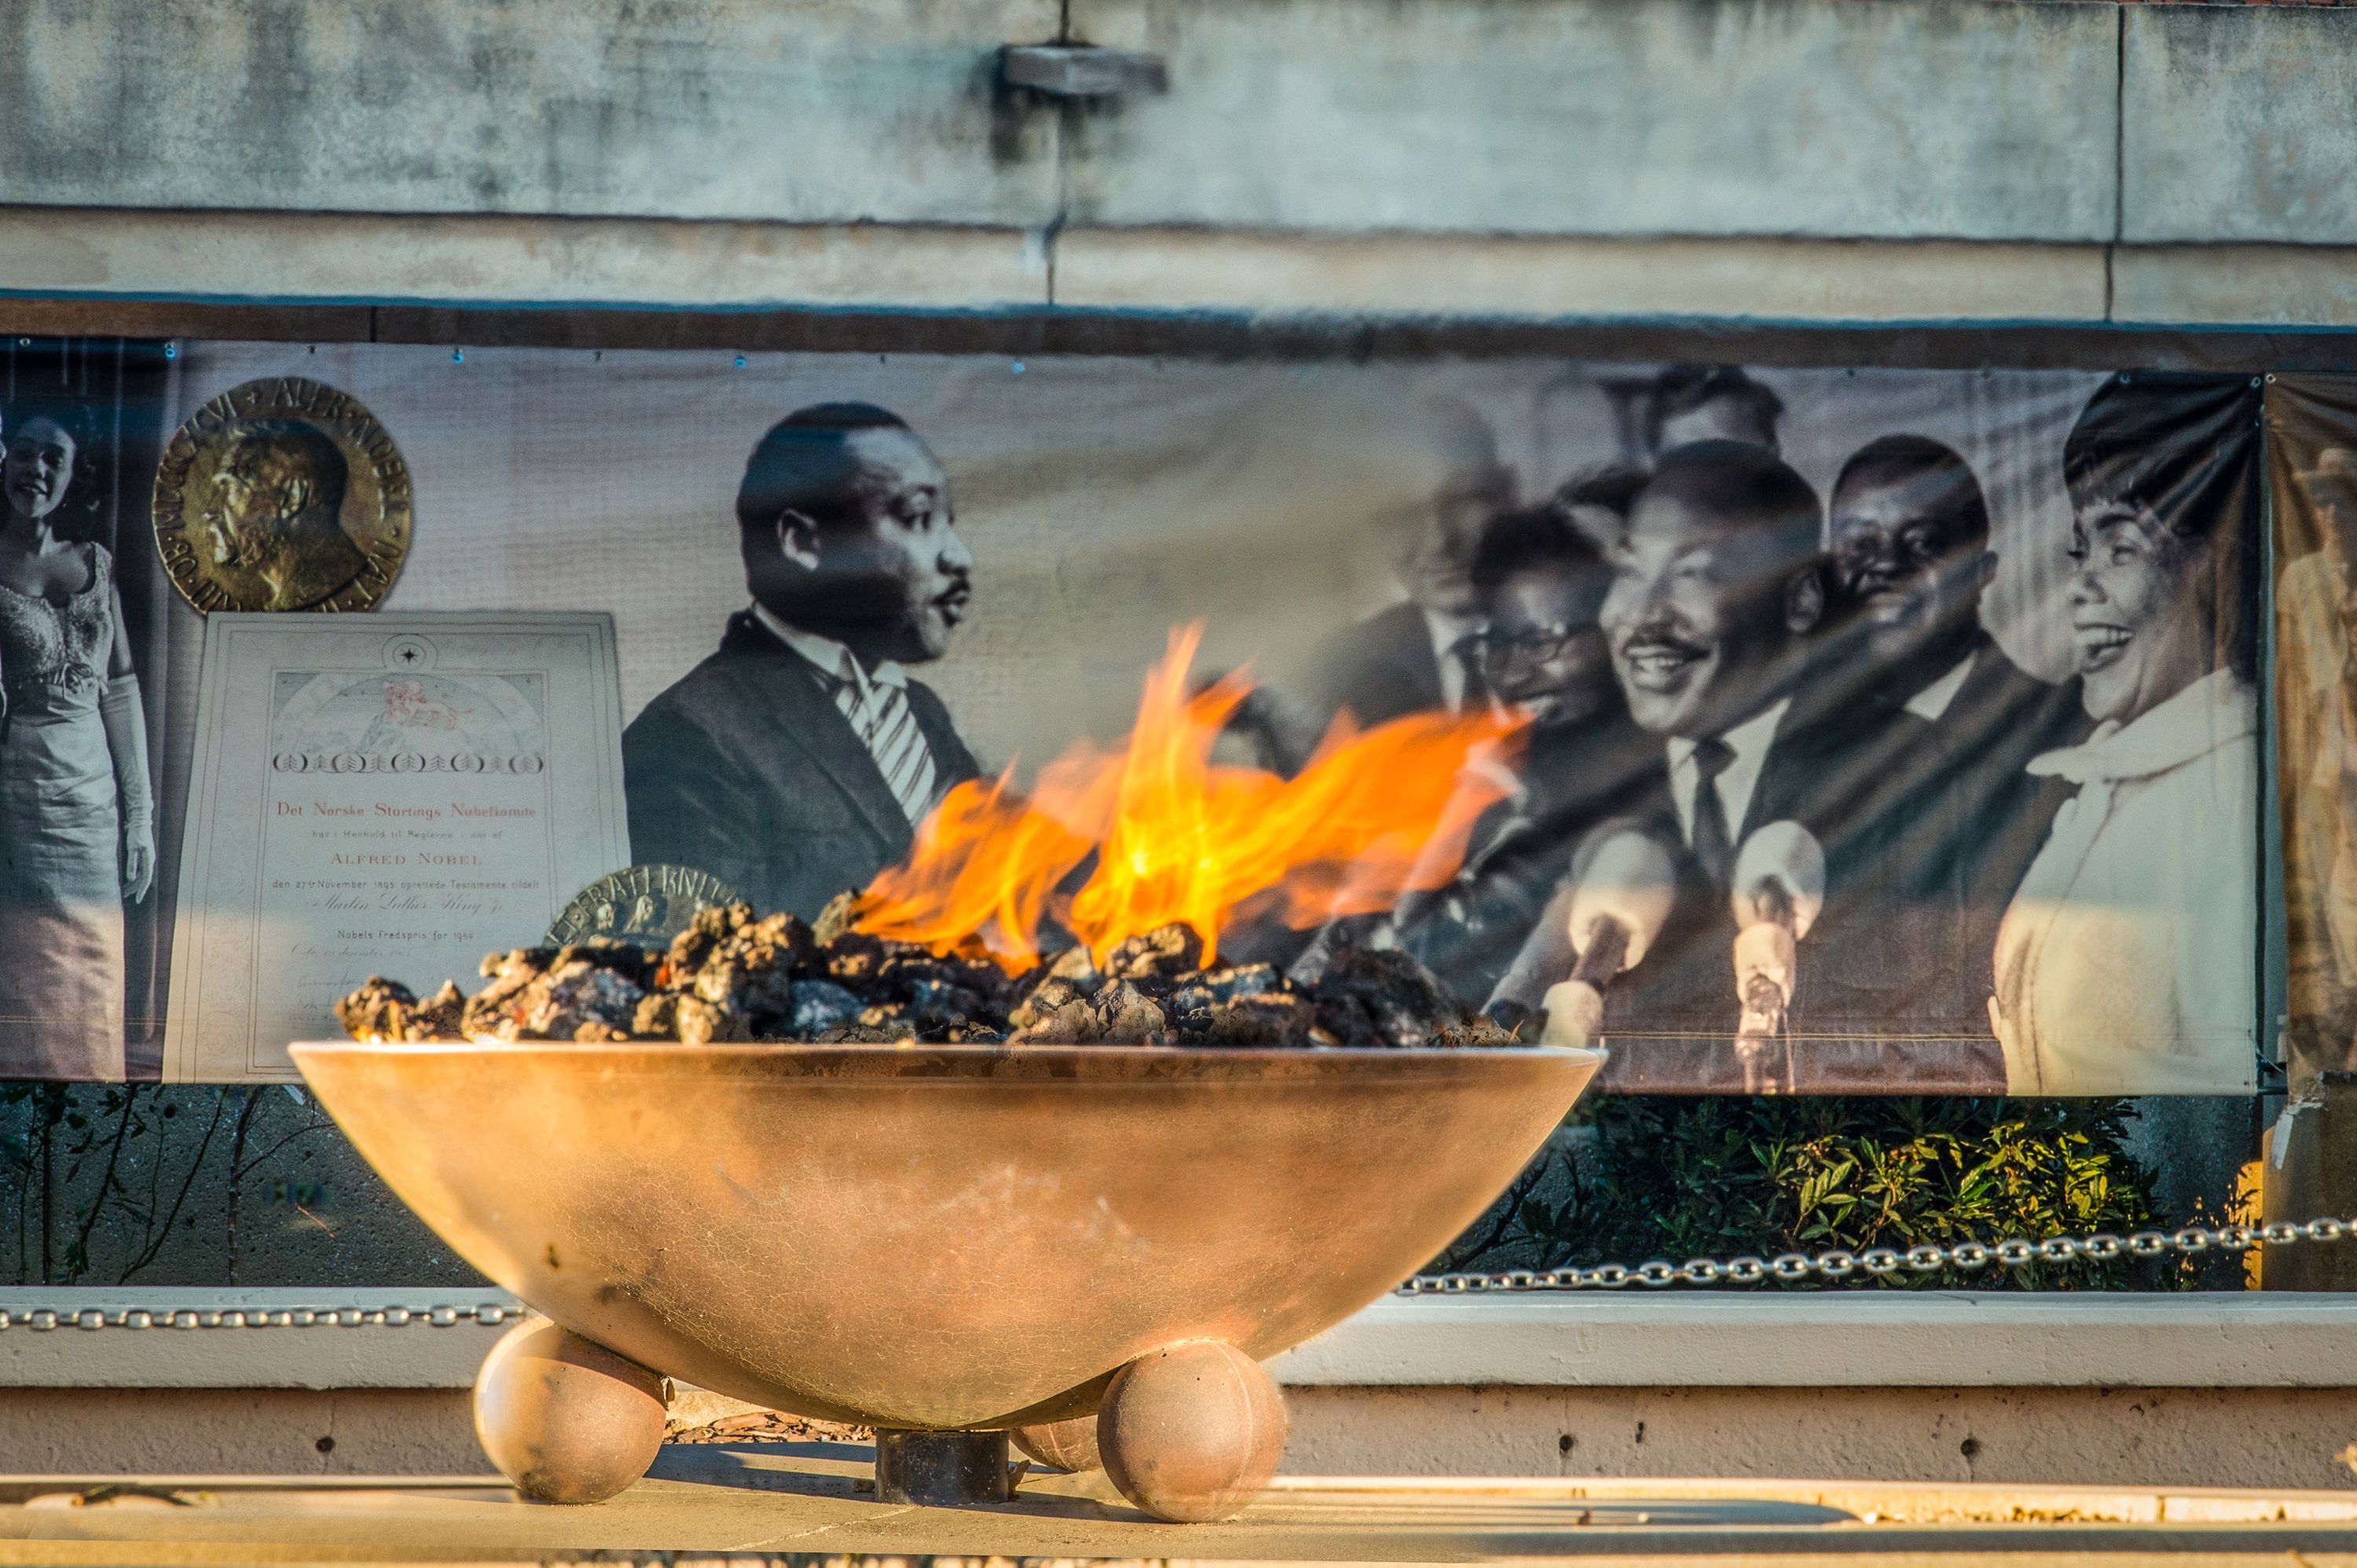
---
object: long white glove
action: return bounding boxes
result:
[100,674,154,903]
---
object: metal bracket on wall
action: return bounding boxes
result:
[1000,45,1168,100]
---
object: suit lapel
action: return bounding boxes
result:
[1739,705,1813,846]
[720,617,914,854]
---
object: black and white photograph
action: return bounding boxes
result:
[0,341,174,1081]
[620,403,982,921]
[0,342,2266,1093]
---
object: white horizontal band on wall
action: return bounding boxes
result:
[14,206,2357,330]
[8,1290,2357,1391]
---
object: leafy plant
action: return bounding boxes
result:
[1468,1095,2217,1291]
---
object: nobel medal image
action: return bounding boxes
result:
[547,865,743,949]
[151,376,412,614]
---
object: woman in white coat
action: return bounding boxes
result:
[1991,373,2263,1096]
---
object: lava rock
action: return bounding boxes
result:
[1090,980,1168,1041]
[1102,923,1204,983]
[787,980,863,1037]
[812,890,862,947]
[332,976,465,1042]
[1010,975,1090,1031]
[517,960,649,1041]
[632,993,681,1039]
[1190,991,1317,1046]
[673,995,746,1046]
[340,892,1524,1051]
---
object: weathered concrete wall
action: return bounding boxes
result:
[1065,0,2119,240]
[1284,1383,2357,1492]
[6,1383,2355,1491]
[1,1,2353,324]
[0,0,2346,249]
[0,0,1061,225]
[0,1388,481,1476]
[2122,5,2357,246]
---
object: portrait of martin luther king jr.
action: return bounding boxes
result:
[203,420,370,611]
[623,403,982,921]
[1596,441,1927,1074]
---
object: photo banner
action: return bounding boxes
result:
[2267,376,2357,1088]
[0,343,2264,1093]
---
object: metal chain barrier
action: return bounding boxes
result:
[0,1303,518,1331]
[2,1223,2348,1323]
[1398,1216,2356,1294]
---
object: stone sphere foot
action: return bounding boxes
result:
[472,1317,668,1504]
[1095,1340,1287,1522]
[1011,1412,1103,1474]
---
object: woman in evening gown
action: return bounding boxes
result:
[0,408,154,1080]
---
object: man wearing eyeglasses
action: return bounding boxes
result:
[1393,483,1660,1012]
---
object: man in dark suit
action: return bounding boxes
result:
[1592,441,1930,1090]
[623,403,981,919]
[1824,435,2091,1042]
[1306,397,1516,731]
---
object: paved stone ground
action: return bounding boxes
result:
[7,1447,2357,1563]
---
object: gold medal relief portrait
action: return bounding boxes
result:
[151,376,412,614]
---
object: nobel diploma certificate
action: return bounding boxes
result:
[163,614,629,1081]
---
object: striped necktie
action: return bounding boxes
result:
[821,649,940,830]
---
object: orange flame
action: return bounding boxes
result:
[852,625,1525,972]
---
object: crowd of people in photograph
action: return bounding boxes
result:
[1297,367,2261,1094]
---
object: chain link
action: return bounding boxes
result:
[0,1302,517,1331]
[4,1225,2343,1322]
[1398,1216,2355,1294]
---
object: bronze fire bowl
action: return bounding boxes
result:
[291,1042,1599,1431]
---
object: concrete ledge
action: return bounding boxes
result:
[16,208,2357,333]
[13,1383,2357,1489]
[9,1288,2357,1391]
[7,1290,2357,1489]
[1281,1384,2357,1493]
[1055,228,2110,324]
[1267,1292,2357,1389]
[2114,244,2357,330]
[0,1389,489,1478]
[0,207,1049,310]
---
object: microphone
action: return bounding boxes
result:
[1531,824,1677,1049]
[1727,820,1825,1092]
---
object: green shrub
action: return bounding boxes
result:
[1461,1095,2221,1291]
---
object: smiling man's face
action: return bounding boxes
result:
[1829,468,1992,668]
[1601,489,1800,739]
